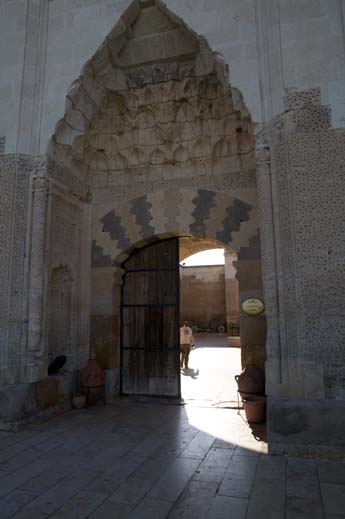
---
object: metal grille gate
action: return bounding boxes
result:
[120,238,180,397]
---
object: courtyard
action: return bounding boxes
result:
[181,334,240,407]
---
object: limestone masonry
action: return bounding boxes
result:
[0,0,344,455]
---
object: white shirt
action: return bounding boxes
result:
[180,326,193,345]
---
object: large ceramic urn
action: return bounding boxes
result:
[235,364,265,395]
[80,351,105,404]
[80,351,104,387]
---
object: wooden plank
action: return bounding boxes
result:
[121,238,180,396]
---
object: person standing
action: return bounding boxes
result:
[180,321,194,369]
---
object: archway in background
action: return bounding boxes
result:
[179,238,242,407]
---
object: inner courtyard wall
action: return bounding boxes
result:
[180,265,226,331]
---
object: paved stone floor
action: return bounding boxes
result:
[0,397,345,518]
[181,333,241,406]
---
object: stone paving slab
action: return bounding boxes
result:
[0,400,344,518]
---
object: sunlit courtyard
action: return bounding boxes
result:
[181,334,240,408]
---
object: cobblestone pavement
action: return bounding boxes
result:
[0,398,344,518]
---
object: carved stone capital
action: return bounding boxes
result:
[255,144,271,166]
[32,176,50,193]
[33,155,48,175]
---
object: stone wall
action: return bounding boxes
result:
[0,1,28,153]
[267,89,345,400]
[180,265,226,330]
[46,192,90,372]
[0,0,344,453]
[260,89,345,454]
[0,155,31,385]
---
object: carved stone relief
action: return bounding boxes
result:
[50,73,255,201]
[47,265,74,366]
[270,89,345,398]
[0,157,17,384]
[0,155,32,384]
[47,193,86,370]
[26,176,50,382]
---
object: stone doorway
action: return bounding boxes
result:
[97,228,265,400]
[179,240,242,407]
[117,234,246,402]
[44,0,266,402]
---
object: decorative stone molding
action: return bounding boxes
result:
[26,176,50,382]
[265,88,345,399]
[92,188,258,268]
[256,139,282,388]
[0,154,32,385]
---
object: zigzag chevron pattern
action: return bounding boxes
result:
[92,188,257,266]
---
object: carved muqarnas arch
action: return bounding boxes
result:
[48,0,253,186]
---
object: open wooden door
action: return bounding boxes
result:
[120,238,180,397]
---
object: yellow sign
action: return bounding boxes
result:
[241,298,265,316]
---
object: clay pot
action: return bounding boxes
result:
[80,355,105,388]
[80,354,105,404]
[242,395,266,423]
[72,394,86,409]
[234,364,265,395]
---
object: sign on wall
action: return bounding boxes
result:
[241,298,265,316]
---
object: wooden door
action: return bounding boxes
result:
[120,238,180,397]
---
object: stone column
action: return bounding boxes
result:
[224,251,239,335]
[77,202,92,369]
[256,142,282,387]
[26,176,50,382]
[112,268,125,395]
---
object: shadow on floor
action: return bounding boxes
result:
[181,368,200,379]
[236,408,267,443]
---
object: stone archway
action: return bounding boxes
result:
[91,187,265,385]
[43,0,266,395]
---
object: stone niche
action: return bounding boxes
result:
[47,265,74,365]
[46,194,82,372]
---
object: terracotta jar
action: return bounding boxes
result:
[80,353,105,387]
[242,395,266,423]
[80,352,104,404]
[234,364,265,395]
[72,394,86,409]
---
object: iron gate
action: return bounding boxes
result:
[120,238,180,397]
